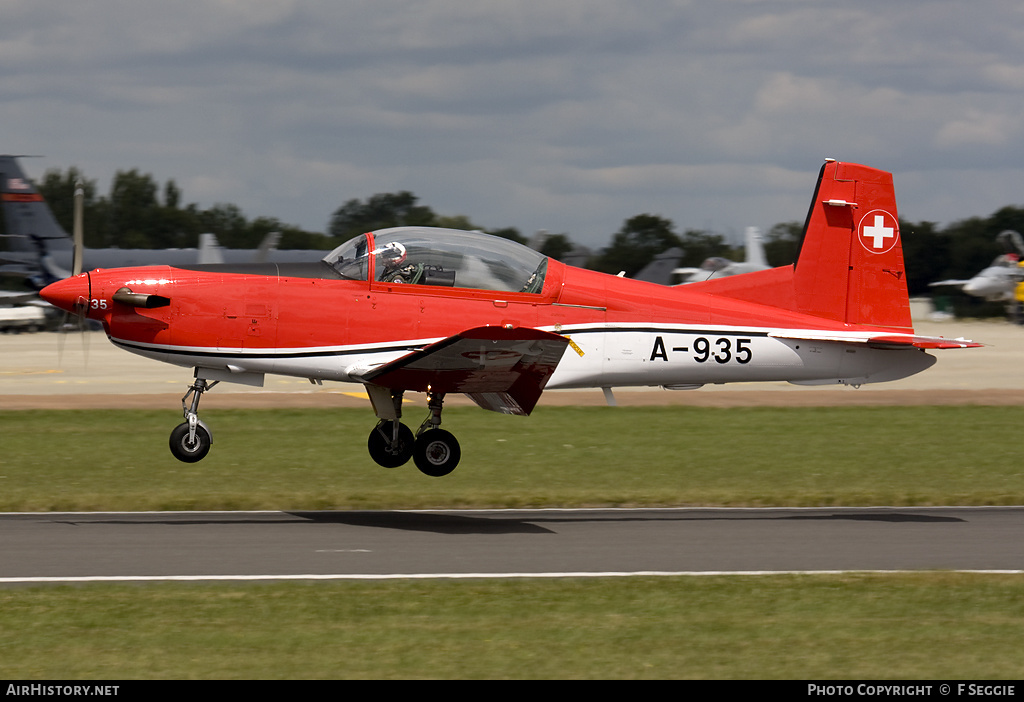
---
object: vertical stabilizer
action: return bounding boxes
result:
[744,226,767,268]
[793,160,910,331]
[0,155,72,253]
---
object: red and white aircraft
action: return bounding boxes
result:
[40,159,980,476]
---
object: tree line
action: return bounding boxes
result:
[9,166,1024,300]
[29,167,334,252]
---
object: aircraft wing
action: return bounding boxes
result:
[353,326,570,415]
[770,332,983,350]
[0,289,39,304]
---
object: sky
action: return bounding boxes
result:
[4,0,1024,248]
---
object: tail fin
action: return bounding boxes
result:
[689,159,912,332]
[0,155,72,254]
[793,159,910,331]
[197,233,226,265]
[744,226,767,268]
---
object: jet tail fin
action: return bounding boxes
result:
[0,155,72,254]
[253,231,281,263]
[197,233,225,265]
[744,226,767,268]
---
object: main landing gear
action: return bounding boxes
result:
[168,377,217,463]
[367,390,462,477]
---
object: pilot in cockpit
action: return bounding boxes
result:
[376,241,416,283]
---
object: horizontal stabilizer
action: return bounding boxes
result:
[863,334,983,350]
[356,326,570,415]
[770,331,982,350]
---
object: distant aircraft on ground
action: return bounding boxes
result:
[930,230,1024,306]
[673,226,770,284]
[40,159,980,476]
[632,247,684,284]
[0,155,318,290]
[0,289,41,305]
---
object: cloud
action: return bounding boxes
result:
[4,1,1024,244]
[936,110,1022,149]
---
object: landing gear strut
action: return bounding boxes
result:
[169,376,217,463]
[365,388,462,477]
[412,392,461,477]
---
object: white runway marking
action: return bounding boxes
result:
[2,570,1023,585]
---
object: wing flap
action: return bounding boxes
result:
[356,326,569,415]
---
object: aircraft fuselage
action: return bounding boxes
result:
[48,258,935,393]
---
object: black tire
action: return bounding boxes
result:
[413,429,461,477]
[169,422,212,463]
[367,421,414,468]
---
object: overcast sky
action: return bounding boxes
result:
[4,1,1024,247]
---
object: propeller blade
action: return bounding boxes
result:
[55,306,90,368]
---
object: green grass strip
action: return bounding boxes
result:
[2,405,1022,511]
[1,573,1022,679]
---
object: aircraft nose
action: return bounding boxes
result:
[40,273,90,314]
[962,279,988,297]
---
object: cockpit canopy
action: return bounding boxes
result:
[323,227,548,294]
[990,253,1021,268]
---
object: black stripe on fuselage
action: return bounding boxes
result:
[558,326,772,337]
[111,326,771,362]
[111,338,424,361]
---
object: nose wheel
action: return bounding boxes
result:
[169,422,212,463]
[169,376,217,463]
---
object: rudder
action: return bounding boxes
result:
[793,159,911,331]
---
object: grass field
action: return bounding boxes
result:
[2,574,1024,679]
[2,405,1022,679]
[1,405,1022,510]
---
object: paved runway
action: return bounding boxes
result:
[2,507,1022,584]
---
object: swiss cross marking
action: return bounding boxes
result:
[863,215,893,249]
[858,210,899,254]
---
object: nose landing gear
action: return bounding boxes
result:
[169,376,217,463]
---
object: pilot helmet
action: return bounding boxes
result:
[378,241,407,266]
